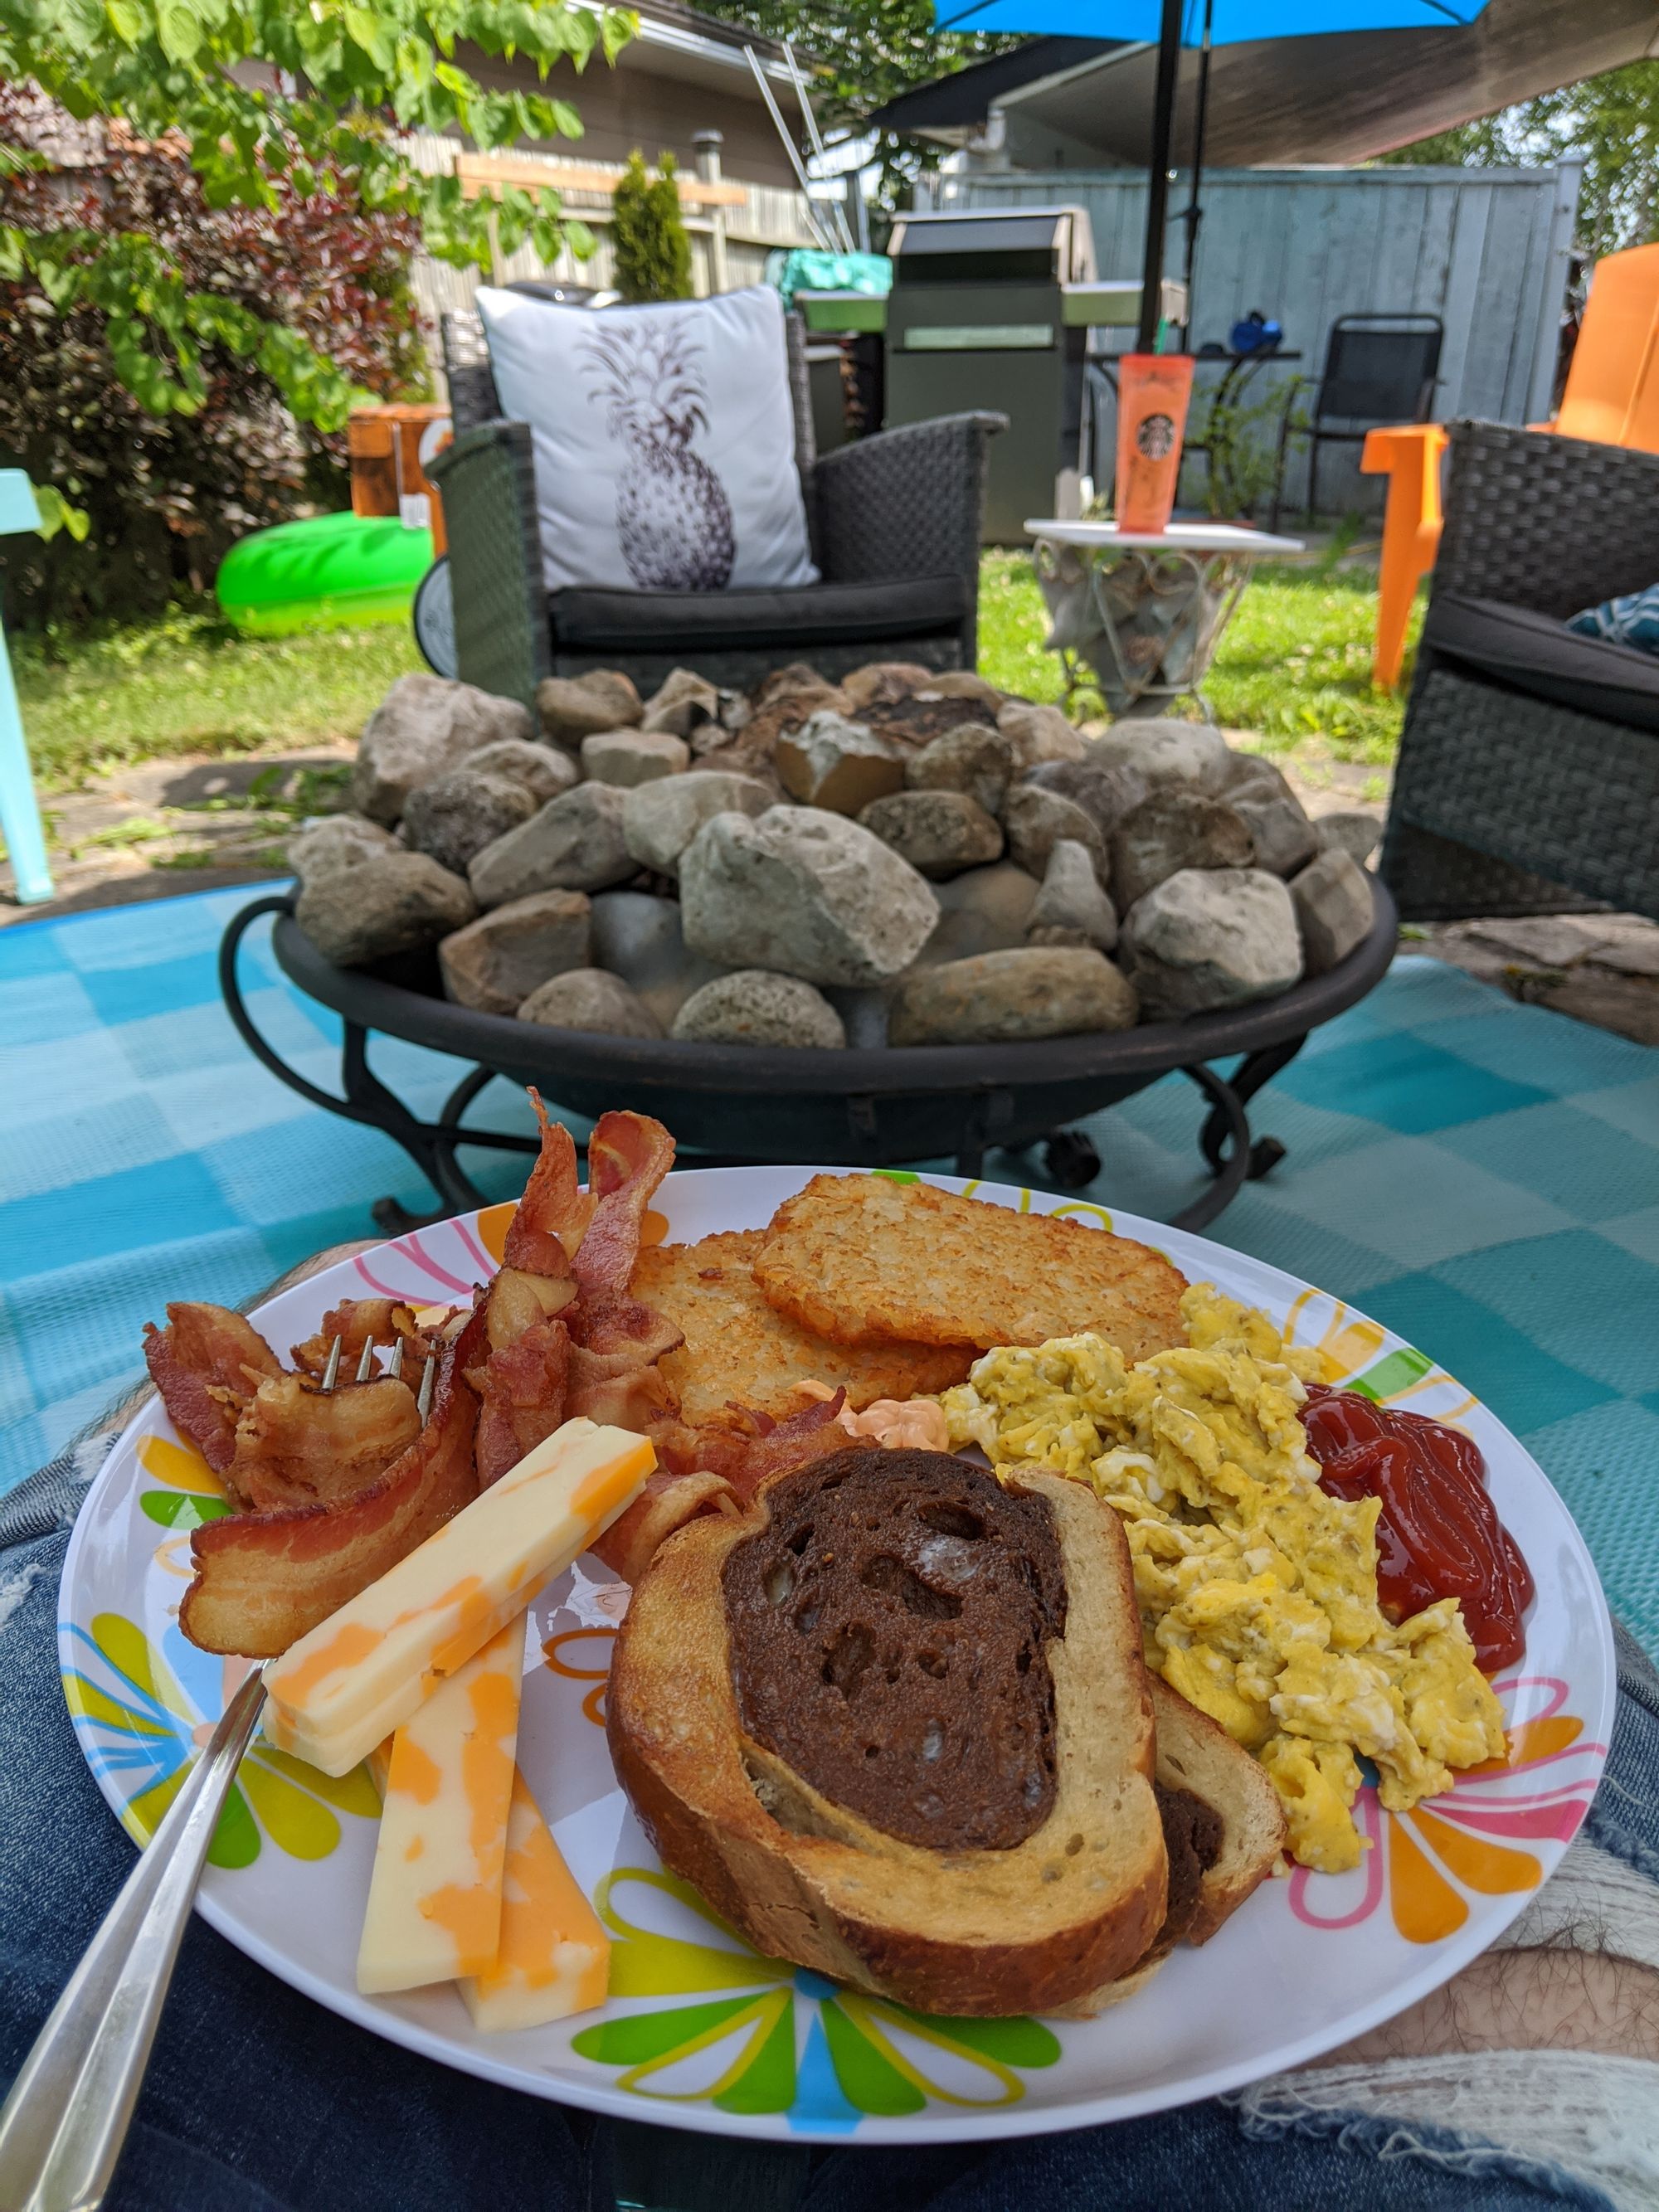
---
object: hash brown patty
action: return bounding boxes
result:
[752,1174,1188,1362]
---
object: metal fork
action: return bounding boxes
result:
[0,1336,434,2211]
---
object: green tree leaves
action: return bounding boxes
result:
[611,148,692,304]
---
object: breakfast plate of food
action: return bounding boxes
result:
[58,1098,1615,2144]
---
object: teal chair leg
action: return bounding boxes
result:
[0,617,53,906]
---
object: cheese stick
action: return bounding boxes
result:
[357,1621,523,1995]
[460,1773,611,2032]
[264,1420,652,1777]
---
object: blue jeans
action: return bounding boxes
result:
[3,1449,1648,2212]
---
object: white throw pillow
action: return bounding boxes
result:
[474,284,818,596]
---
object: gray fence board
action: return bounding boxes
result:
[932,163,1582,520]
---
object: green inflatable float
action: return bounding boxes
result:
[216,511,434,636]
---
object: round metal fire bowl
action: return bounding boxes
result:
[223,880,1396,1232]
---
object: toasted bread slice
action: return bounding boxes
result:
[607,1451,1167,2018]
[752,1174,1188,1362]
[1146,1673,1287,1945]
[631,1230,972,1427]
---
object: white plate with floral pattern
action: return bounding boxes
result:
[58,1168,1615,2144]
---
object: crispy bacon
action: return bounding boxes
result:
[570,1292,684,1364]
[503,1092,589,1278]
[571,1109,676,1297]
[484,1267,576,1353]
[291,1300,442,1377]
[566,1342,678,1432]
[143,1304,283,1477]
[228,1373,422,1513]
[590,1467,739,1584]
[180,1305,488,1658]
[680,1390,854,1504]
[467,1317,571,1488]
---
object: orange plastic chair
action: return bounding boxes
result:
[1361,241,1659,688]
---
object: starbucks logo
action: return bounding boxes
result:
[1136,412,1177,460]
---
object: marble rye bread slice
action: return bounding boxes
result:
[606,1447,1169,2018]
[751,1173,1189,1362]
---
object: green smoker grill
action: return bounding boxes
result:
[878,207,1184,545]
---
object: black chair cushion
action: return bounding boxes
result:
[1423,592,1659,737]
[547,573,967,654]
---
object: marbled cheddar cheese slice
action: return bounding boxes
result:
[460,1772,610,2033]
[357,1621,523,1996]
[263,1420,652,1777]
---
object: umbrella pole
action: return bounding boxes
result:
[1181,0,1214,343]
[1138,0,1185,353]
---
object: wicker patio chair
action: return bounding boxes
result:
[1379,419,1659,924]
[427,306,1005,704]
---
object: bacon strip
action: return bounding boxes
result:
[229,1373,422,1513]
[467,1317,571,1488]
[291,1300,440,1377]
[503,1091,588,1278]
[591,1467,739,1584]
[571,1110,676,1297]
[143,1304,283,1478]
[180,1305,487,1658]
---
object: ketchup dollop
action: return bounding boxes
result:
[1299,1386,1534,1672]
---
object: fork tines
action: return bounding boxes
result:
[318,1333,434,1421]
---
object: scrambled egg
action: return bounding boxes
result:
[939,1287,1507,1873]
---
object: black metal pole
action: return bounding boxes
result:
[1181,0,1214,343]
[1138,0,1186,353]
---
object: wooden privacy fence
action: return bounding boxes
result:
[927,162,1583,519]
[403,131,818,372]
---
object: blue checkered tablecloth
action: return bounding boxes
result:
[3,887,1657,1650]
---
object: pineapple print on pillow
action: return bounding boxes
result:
[582,318,736,591]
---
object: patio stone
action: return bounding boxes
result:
[671,970,846,1048]
[288,813,397,885]
[295,848,475,967]
[536,670,642,746]
[401,766,538,878]
[857,790,1005,878]
[464,738,581,808]
[517,967,663,1038]
[1087,717,1233,794]
[1002,785,1110,886]
[1028,837,1118,952]
[1121,867,1303,1016]
[620,770,774,877]
[995,698,1087,769]
[640,667,721,739]
[468,783,634,906]
[353,674,533,824]
[1109,788,1255,912]
[580,728,692,787]
[1291,848,1373,974]
[775,712,906,815]
[889,946,1137,1046]
[679,806,938,986]
[904,723,1013,817]
[915,860,1041,967]
[842,661,934,708]
[1221,756,1319,877]
[438,889,591,1015]
[1022,757,1149,837]
[1314,809,1383,867]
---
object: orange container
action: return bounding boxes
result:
[1114,353,1194,534]
[347,403,452,555]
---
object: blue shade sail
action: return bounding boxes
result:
[934,0,1488,40]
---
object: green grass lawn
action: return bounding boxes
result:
[16,553,1416,797]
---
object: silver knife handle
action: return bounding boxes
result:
[0,1665,268,2212]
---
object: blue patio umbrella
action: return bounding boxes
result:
[934,0,1492,348]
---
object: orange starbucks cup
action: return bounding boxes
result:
[1114,353,1194,534]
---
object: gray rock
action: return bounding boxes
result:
[640,667,720,739]
[536,670,641,746]
[857,790,1004,879]
[905,723,1014,818]
[671,970,846,1048]
[1023,757,1150,837]
[841,660,933,709]
[775,710,905,815]
[1316,809,1384,867]
[353,673,533,824]
[401,766,538,878]
[1224,759,1319,878]
[437,890,591,1015]
[1292,848,1374,974]
[914,669,1004,707]
[580,728,691,788]
[679,806,938,987]
[517,968,663,1038]
[916,861,1041,968]
[295,849,474,968]
[588,890,728,1029]
[889,947,1138,1047]
[621,770,775,878]
[468,782,634,907]
[1109,788,1256,912]
[288,812,397,886]
[464,738,581,808]
[1121,868,1303,1017]
[1028,838,1119,952]
[1086,717,1233,795]
[1002,784,1110,886]
[995,697,1087,770]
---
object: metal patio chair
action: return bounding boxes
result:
[1269,312,1444,531]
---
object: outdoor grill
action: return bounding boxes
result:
[219,881,1398,1237]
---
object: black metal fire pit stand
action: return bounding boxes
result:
[220,884,1398,1238]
